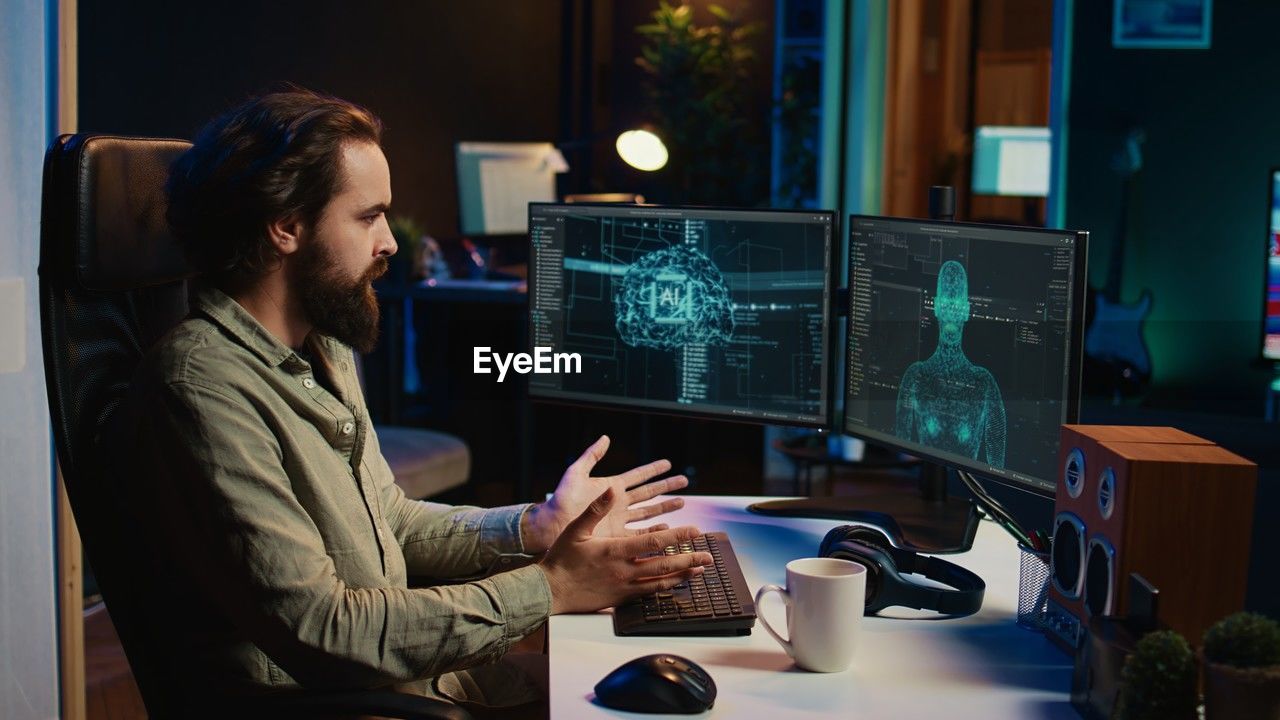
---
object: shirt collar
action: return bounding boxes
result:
[192,284,304,370]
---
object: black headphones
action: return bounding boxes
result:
[819,525,985,617]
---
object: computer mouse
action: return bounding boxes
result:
[593,653,717,714]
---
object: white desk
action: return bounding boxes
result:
[549,496,1076,719]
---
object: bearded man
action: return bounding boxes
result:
[113,88,708,714]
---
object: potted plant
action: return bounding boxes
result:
[635,2,766,205]
[1114,629,1198,720]
[1202,611,1280,719]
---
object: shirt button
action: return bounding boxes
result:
[302,377,316,389]
[341,422,355,435]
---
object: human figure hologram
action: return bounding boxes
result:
[894,260,1007,467]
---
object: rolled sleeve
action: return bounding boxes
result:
[479,564,553,647]
[373,429,541,579]
[384,497,537,579]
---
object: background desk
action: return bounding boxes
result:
[549,496,1076,719]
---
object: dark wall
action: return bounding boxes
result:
[1065,1,1280,408]
[78,0,564,238]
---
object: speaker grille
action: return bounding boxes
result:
[1063,448,1085,499]
[1051,513,1085,599]
[1097,468,1116,520]
[1085,537,1115,616]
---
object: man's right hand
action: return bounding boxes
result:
[538,487,712,614]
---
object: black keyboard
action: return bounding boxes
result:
[612,531,756,636]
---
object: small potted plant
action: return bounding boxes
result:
[1202,611,1280,719]
[1114,629,1198,720]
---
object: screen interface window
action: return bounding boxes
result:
[844,217,1080,492]
[1265,170,1280,360]
[529,204,834,426]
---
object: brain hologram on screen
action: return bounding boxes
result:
[614,244,735,350]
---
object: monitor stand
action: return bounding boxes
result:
[747,462,980,555]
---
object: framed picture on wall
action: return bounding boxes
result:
[1113,0,1212,49]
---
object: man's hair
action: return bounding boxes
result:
[166,87,383,289]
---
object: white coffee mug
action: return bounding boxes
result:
[755,557,866,673]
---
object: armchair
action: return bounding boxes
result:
[38,133,469,719]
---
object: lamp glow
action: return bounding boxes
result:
[615,129,668,172]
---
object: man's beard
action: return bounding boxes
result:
[293,242,389,354]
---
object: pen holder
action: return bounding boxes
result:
[1016,541,1051,631]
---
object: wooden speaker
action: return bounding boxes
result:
[1045,426,1256,650]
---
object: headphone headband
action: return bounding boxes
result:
[819,525,985,617]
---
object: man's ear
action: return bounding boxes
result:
[266,214,305,256]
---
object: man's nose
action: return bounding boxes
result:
[377,218,397,257]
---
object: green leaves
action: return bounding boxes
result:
[1203,611,1280,669]
[634,2,767,205]
[1116,630,1198,720]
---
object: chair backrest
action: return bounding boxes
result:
[38,134,194,717]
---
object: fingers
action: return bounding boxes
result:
[624,475,688,505]
[568,435,611,476]
[619,525,702,557]
[625,497,684,524]
[628,523,669,536]
[633,568,706,596]
[563,487,615,540]
[614,458,674,489]
[634,551,713,578]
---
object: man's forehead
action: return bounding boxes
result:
[334,141,391,204]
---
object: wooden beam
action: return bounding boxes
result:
[57,469,85,720]
[56,1,84,718]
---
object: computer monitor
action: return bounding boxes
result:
[455,142,567,235]
[1263,168,1280,361]
[527,203,837,428]
[971,126,1052,198]
[843,215,1088,496]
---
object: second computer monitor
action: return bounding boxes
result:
[844,216,1088,495]
[971,126,1052,197]
[528,203,837,427]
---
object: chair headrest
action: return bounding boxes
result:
[55,134,194,291]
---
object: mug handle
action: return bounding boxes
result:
[755,584,794,658]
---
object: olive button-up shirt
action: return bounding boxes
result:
[115,285,551,696]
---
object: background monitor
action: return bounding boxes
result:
[843,215,1087,496]
[1264,168,1280,360]
[528,203,837,428]
[971,126,1052,197]
[455,142,568,235]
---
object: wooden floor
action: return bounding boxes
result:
[85,604,146,720]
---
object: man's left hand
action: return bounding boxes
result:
[522,435,688,553]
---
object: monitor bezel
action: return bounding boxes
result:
[841,214,1089,498]
[1262,167,1280,362]
[526,201,841,430]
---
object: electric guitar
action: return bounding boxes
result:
[1083,129,1153,397]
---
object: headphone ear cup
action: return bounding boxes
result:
[819,528,891,612]
[819,525,857,557]
[842,526,894,554]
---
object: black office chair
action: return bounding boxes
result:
[38,133,470,720]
